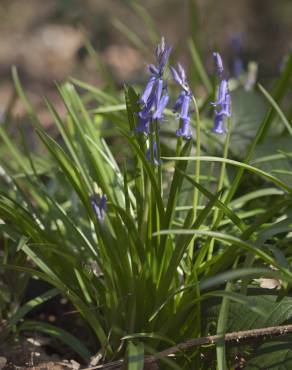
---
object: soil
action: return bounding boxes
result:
[0,335,80,369]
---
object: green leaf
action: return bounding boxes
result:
[252,137,292,184]
[227,292,292,332]
[127,341,144,370]
[19,320,92,362]
[245,334,292,370]
[229,88,268,158]
[162,156,292,193]
[258,83,292,137]
[70,77,118,104]
[259,51,292,139]
[36,128,91,212]
[8,288,59,326]
[188,39,212,94]
[112,18,149,55]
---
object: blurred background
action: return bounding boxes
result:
[0,0,291,124]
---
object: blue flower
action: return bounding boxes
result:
[230,34,244,77]
[136,38,171,135]
[230,34,242,54]
[155,37,172,77]
[213,90,231,134]
[153,90,169,120]
[136,92,155,134]
[91,193,107,222]
[140,75,157,105]
[233,58,244,77]
[213,91,231,134]
[212,52,231,135]
[212,79,228,107]
[213,114,225,135]
[213,52,224,76]
[176,117,192,139]
[171,63,193,139]
[170,63,191,93]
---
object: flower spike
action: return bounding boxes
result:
[136,37,172,136]
[213,52,224,76]
[171,63,193,139]
[91,193,107,223]
[211,52,231,134]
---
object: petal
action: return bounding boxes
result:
[157,40,172,73]
[91,194,106,222]
[100,194,107,211]
[233,58,243,77]
[231,34,242,54]
[140,76,156,104]
[159,45,172,71]
[139,95,155,119]
[218,79,228,103]
[213,52,224,75]
[154,78,163,107]
[153,92,169,120]
[170,66,183,86]
[173,90,186,112]
[222,93,231,117]
[136,116,151,134]
[149,64,159,75]
[213,113,226,135]
[177,63,186,84]
[180,94,191,119]
[176,117,192,139]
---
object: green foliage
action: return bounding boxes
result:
[245,335,292,369]
[0,26,291,370]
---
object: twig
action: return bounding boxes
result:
[82,324,292,369]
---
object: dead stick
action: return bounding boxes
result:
[82,324,292,369]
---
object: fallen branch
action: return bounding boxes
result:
[82,323,292,369]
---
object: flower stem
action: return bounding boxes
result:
[154,119,162,196]
[189,95,201,259]
[207,116,232,261]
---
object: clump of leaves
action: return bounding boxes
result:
[0,34,291,370]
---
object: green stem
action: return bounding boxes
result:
[189,95,201,259]
[154,119,162,196]
[176,136,183,157]
[216,256,239,370]
[207,116,232,261]
[192,96,201,220]
[155,120,162,247]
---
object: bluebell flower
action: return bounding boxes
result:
[233,58,244,77]
[212,53,231,134]
[212,79,228,107]
[140,75,157,105]
[171,63,193,139]
[230,34,242,54]
[176,117,192,139]
[155,37,172,76]
[230,34,244,77]
[170,63,190,93]
[172,90,186,113]
[136,37,171,135]
[136,114,151,134]
[91,193,107,223]
[213,88,231,134]
[213,114,226,135]
[153,90,169,120]
[136,92,155,134]
[213,52,224,76]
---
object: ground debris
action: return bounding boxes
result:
[0,334,81,370]
[0,357,7,370]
